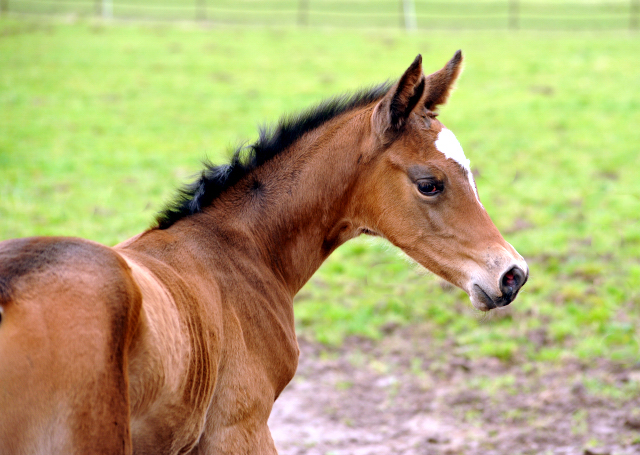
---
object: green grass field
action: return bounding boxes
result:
[1,18,639,366]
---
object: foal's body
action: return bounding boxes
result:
[0,53,528,454]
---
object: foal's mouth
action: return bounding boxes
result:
[471,284,519,311]
[472,284,499,311]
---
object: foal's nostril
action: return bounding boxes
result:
[500,266,526,302]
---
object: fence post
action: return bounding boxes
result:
[196,0,206,21]
[509,0,519,30]
[632,0,639,31]
[403,0,417,31]
[102,0,113,19]
[298,0,308,26]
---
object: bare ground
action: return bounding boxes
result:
[269,325,640,455]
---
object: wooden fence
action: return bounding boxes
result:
[1,0,639,31]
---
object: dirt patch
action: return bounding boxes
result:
[269,326,640,455]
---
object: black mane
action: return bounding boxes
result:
[155,82,393,229]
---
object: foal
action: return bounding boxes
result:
[0,52,527,454]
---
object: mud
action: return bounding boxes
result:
[270,326,640,455]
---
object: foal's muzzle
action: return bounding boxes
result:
[472,265,528,310]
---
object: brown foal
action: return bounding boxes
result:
[0,52,527,454]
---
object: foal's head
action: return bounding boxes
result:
[355,52,528,311]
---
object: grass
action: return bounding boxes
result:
[1,18,639,366]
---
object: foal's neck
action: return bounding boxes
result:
[205,107,373,296]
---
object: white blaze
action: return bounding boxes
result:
[434,128,481,204]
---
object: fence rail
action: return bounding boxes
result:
[1,0,638,30]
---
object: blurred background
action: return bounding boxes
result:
[1,2,640,453]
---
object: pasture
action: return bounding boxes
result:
[1,17,640,453]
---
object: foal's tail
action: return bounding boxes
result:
[0,237,141,455]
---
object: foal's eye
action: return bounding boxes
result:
[416,180,443,197]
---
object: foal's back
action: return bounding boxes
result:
[0,233,285,454]
[0,237,139,454]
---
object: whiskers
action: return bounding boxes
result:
[476,308,494,323]
[477,306,514,324]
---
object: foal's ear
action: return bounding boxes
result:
[422,50,464,111]
[372,54,426,138]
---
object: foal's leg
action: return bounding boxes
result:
[0,241,141,454]
[190,372,280,455]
